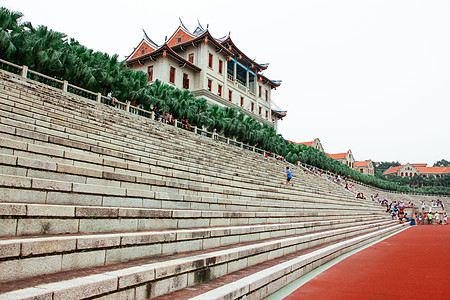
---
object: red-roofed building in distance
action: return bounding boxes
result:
[288,138,324,152]
[355,160,375,176]
[126,21,285,130]
[326,150,355,169]
[383,163,450,178]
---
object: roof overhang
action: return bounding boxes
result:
[126,44,202,72]
[220,37,267,72]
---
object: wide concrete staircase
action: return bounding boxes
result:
[0,69,407,299]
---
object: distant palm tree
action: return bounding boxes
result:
[0,7,27,60]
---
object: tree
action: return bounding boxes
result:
[433,159,450,167]
[0,7,26,60]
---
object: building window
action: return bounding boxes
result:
[219,60,223,74]
[240,97,244,107]
[147,66,153,82]
[169,67,175,84]
[209,53,213,68]
[251,102,254,112]
[265,110,268,118]
[259,107,262,115]
[208,79,212,92]
[188,53,194,63]
[401,172,404,176]
[259,86,262,98]
[218,85,222,97]
[265,90,268,101]
[177,36,182,43]
[228,90,232,101]
[183,73,189,89]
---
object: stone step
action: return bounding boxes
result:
[0,202,387,237]
[0,94,280,180]
[0,74,336,204]
[0,81,352,202]
[0,175,382,222]
[0,220,400,297]
[0,112,350,206]
[0,218,391,282]
[0,133,380,211]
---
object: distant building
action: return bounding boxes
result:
[355,160,375,176]
[326,150,355,169]
[288,138,324,152]
[383,163,450,178]
[125,21,285,130]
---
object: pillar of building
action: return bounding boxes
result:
[223,59,228,97]
[246,68,249,89]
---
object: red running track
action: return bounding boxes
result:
[285,226,450,299]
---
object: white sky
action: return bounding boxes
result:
[3,0,449,166]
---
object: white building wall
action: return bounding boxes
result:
[129,41,278,125]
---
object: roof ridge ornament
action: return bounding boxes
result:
[193,19,206,36]
[179,17,189,31]
[197,19,205,31]
[142,29,159,48]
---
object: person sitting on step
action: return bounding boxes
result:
[107,91,117,106]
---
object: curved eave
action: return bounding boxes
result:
[126,45,201,72]
[271,109,287,118]
[259,74,281,89]
[142,29,159,49]
[221,37,268,71]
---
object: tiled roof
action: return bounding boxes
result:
[383,165,450,175]
[287,140,313,146]
[416,167,450,174]
[355,161,370,168]
[412,163,427,167]
[383,166,402,175]
[326,152,347,160]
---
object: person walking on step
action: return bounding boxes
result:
[286,167,294,186]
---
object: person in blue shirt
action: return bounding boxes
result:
[286,167,293,186]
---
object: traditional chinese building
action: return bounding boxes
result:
[326,150,355,169]
[125,21,285,129]
[288,138,324,152]
[383,163,450,178]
